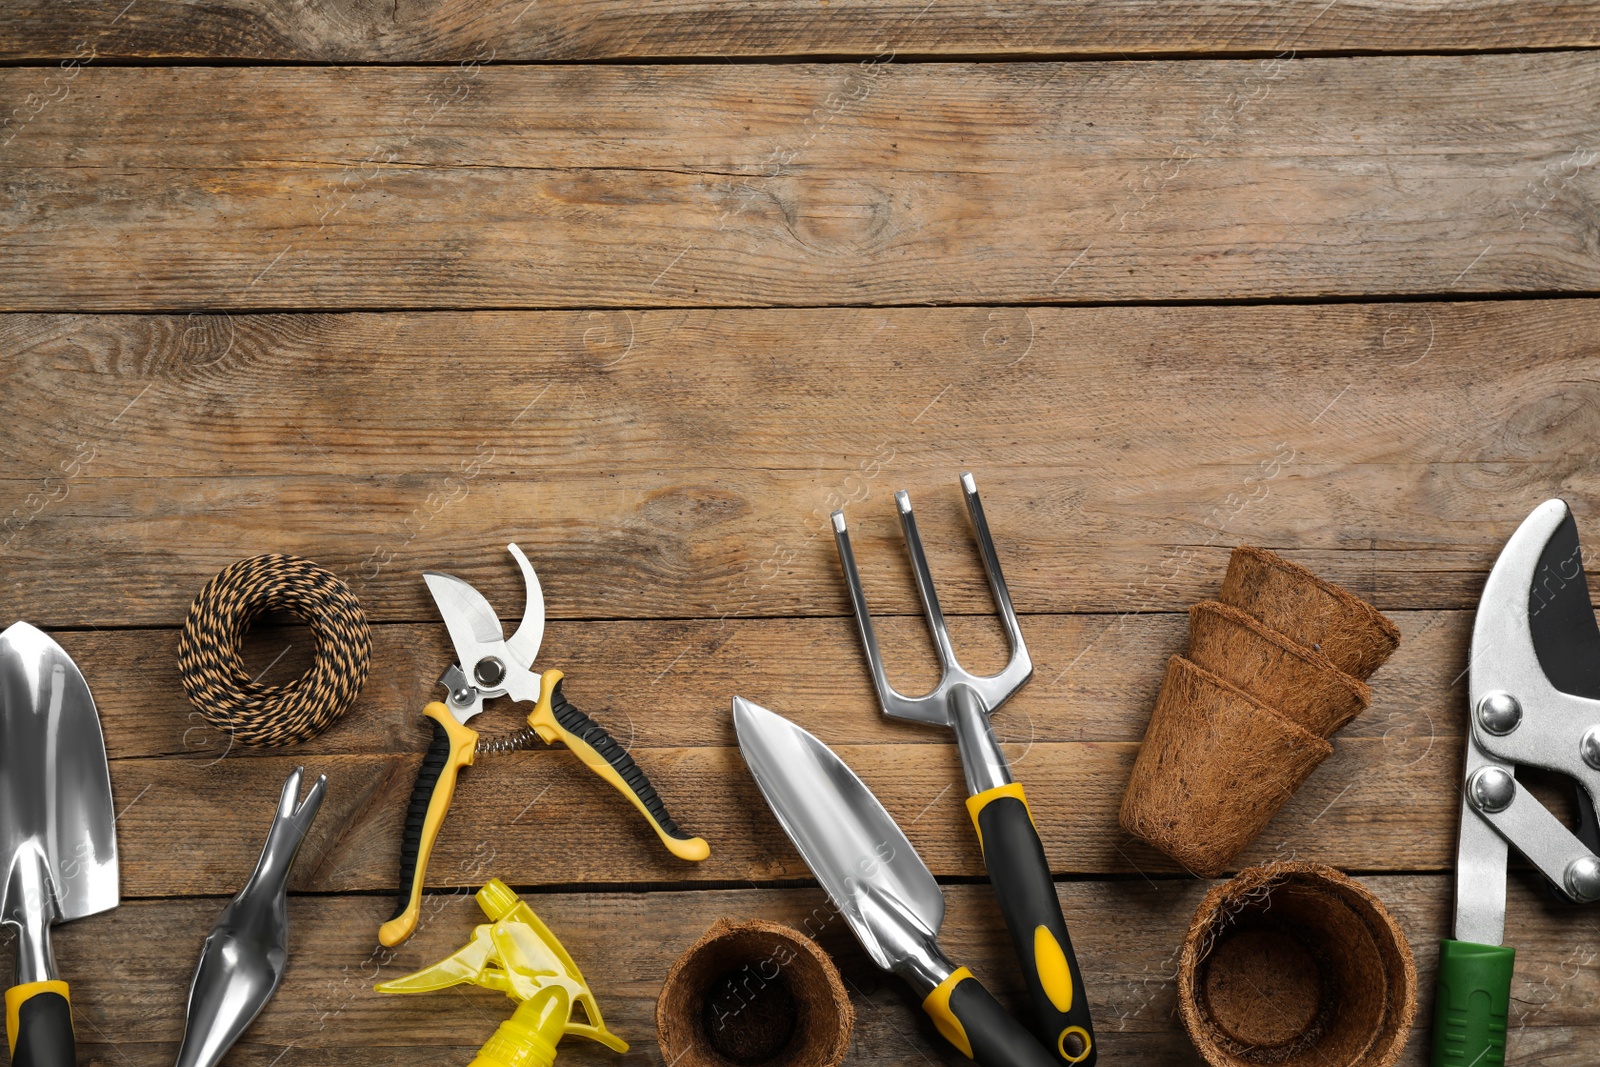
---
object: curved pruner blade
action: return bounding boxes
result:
[504,543,546,672]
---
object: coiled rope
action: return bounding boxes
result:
[178,554,371,747]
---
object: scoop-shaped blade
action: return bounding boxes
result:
[0,621,118,926]
[424,571,507,670]
[733,696,943,972]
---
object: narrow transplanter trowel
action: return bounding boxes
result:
[734,696,1058,1067]
[376,877,627,1067]
[175,767,326,1067]
[1437,499,1600,1067]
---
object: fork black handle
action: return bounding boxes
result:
[969,784,1096,1066]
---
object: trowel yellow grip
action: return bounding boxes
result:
[380,702,478,947]
[527,671,709,862]
[7,980,72,1060]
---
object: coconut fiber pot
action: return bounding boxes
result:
[1219,547,1400,681]
[657,918,853,1067]
[1119,656,1333,877]
[1187,600,1371,738]
[1177,863,1417,1067]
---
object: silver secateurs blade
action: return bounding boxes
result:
[424,543,548,723]
[1460,499,1600,915]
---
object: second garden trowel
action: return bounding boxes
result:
[734,696,1057,1067]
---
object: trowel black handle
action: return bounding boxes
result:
[923,969,1060,1067]
[8,980,75,1067]
[969,784,1096,1066]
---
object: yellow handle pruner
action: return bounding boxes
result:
[379,544,708,948]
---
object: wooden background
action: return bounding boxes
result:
[3,2,1600,1064]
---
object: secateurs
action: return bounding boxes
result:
[376,877,627,1067]
[1437,499,1600,1067]
[380,544,708,947]
[833,474,1096,1066]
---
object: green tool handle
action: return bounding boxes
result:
[1431,939,1514,1067]
[970,786,1095,1066]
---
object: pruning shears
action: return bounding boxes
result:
[1436,499,1600,1066]
[379,544,709,947]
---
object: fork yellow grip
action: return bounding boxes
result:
[528,670,709,862]
[968,784,1096,1065]
[380,702,478,947]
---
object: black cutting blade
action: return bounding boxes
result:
[1527,509,1600,851]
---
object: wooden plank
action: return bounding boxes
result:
[69,608,1460,761]
[107,734,1456,896]
[3,56,1599,309]
[4,302,1598,624]
[4,0,1600,62]
[20,878,1600,1064]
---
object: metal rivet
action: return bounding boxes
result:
[451,688,475,707]
[473,657,506,687]
[1566,856,1600,902]
[1582,726,1600,771]
[1477,691,1522,735]
[1468,767,1516,813]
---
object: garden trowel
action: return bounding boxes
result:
[0,621,119,1066]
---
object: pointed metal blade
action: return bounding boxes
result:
[0,621,118,927]
[503,544,546,672]
[733,696,944,973]
[424,571,507,676]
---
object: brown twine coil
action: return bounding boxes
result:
[177,554,371,747]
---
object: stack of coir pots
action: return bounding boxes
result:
[1120,546,1401,876]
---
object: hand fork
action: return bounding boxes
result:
[832,472,1096,1067]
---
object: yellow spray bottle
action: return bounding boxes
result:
[376,878,628,1067]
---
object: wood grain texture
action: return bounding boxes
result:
[12,878,1598,1065]
[66,608,1458,761]
[6,5,1595,1062]
[3,302,1598,625]
[3,0,1598,62]
[4,56,1599,309]
[106,734,1454,896]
